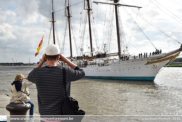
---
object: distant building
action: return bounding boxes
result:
[0,63,37,66]
[0,63,23,66]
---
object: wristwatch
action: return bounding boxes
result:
[40,60,44,64]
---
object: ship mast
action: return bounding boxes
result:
[85,0,93,56]
[115,1,121,59]
[93,0,141,59]
[66,0,73,58]
[52,0,56,44]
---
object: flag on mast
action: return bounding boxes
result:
[35,35,44,57]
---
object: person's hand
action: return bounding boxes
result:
[21,77,27,81]
[59,54,77,69]
[41,54,46,63]
[59,54,67,62]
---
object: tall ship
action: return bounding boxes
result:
[49,0,182,81]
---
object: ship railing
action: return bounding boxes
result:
[78,64,87,68]
[98,63,105,67]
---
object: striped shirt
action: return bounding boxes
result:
[27,66,85,115]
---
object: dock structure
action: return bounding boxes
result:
[0,92,11,115]
[0,92,39,115]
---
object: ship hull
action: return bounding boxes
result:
[82,58,169,81]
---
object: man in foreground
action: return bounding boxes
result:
[27,44,85,115]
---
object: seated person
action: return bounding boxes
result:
[10,73,34,119]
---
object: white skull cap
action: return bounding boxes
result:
[45,44,60,55]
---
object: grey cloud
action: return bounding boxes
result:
[1,0,182,62]
[16,0,39,19]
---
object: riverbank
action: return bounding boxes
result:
[164,58,182,67]
[164,65,182,67]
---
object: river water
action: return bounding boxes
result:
[0,66,182,116]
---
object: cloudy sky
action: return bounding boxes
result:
[0,0,182,63]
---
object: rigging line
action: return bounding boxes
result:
[81,11,87,50]
[108,6,115,52]
[128,9,140,45]
[80,12,84,49]
[137,12,182,45]
[56,31,61,51]
[92,12,101,51]
[107,19,113,52]
[78,10,83,54]
[128,42,142,53]
[168,0,182,7]
[54,12,62,49]
[123,7,157,50]
[173,0,182,6]
[62,19,67,54]
[106,5,112,43]
[154,0,182,22]
[55,27,61,51]
[48,24,52,45]
[97,5,109,24]
[103,5,108,26]
[126,0,150,16]
[107,6,114,52]
[118,8,127,46]
[97,2,99,25]
[71,21,79,56]
[141,15,182,45]
[92,17,99,50]
[92,12,99,48]
[101,5,110,52]
[54,1,84,13]
[80,11,84,48]
[121,1,182,45]
[80,13,84,50]
[106,6,112,42]
[81,11,87,49]
[109,7,115,52]
[96,5,101,51]
[97,5,110,52]
[149,0,182,25]
[93,22,99,49]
